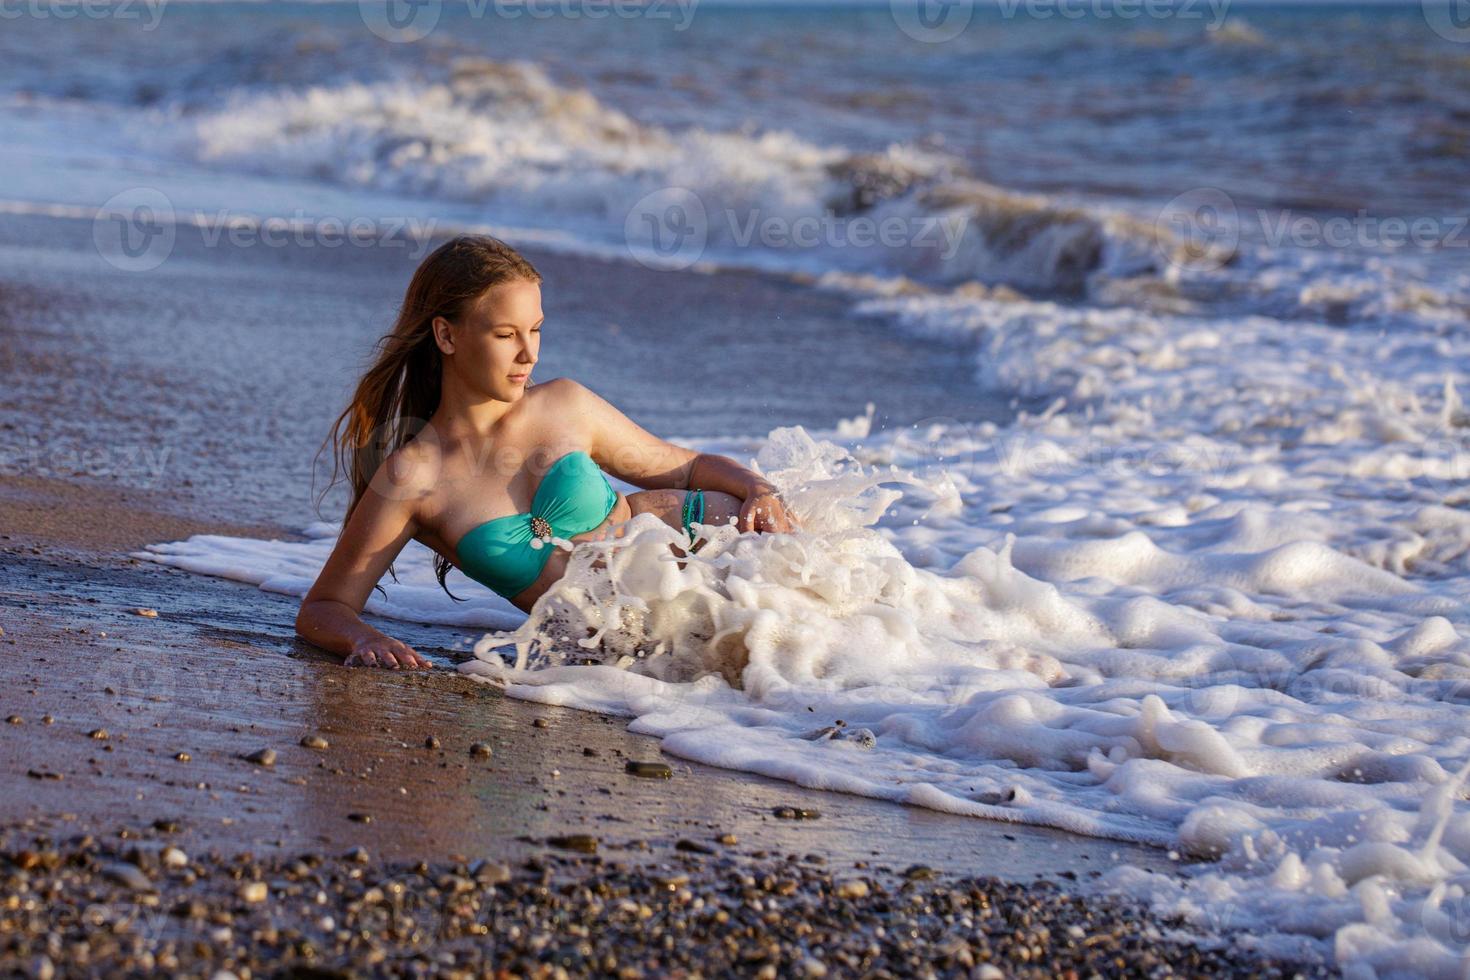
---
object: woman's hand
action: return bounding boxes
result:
[738,484,799,534]
[344,634,434,669]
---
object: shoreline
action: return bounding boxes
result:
[0,468,1336,976]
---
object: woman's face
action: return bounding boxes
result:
[439,278,542,402]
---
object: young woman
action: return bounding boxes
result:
[295,235,799,669]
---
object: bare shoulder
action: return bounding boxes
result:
[530,376,599,425]
[533,376,586,405]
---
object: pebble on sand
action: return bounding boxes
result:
[244,748,276,767]
[547,834,597,853]
[299,734,329,750]
[469,742,493,758]
[238,881,267,903]
[625,761,672,779]
[100,861,153,892]
[134,608,159,618]
[773,806,821,820]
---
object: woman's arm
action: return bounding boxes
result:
[295,450,435,670]
[563,379,799,533]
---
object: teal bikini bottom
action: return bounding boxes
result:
[681,487,706,552]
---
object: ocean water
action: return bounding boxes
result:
[16,0,1470,973]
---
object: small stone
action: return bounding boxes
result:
[26,769,61,781]
[5,715,20,725]
[173,752,191,762]
[532,718,550,728]
[624,761,672,779]
[238,881,268,903]
[903,864,937,880]
[244,748,276,767]
[469,742,493,758]
[470,859,511,884]
[152,818,180,833]
[347,812,372,824]
[299,734,329,750]
[773,806,821,820]
[162,846,189,869]
[88,728,109,740]
[134,608,159,618]
[583,747,598,757]
[547,834,597,853]
[425,735,441,749]
[343,846,370,864]
[101,861,154,891]
[41,715,52,725]
[717,833,738,846]
[29,956,54,980]
[676,839,714,854]
[834,878,869,899]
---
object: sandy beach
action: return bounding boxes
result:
[0,209,1333,976]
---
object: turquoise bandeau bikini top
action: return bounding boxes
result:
[454,450,618,601]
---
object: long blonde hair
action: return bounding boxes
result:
[314,234,542,600]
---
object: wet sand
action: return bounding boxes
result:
[0,475,1174,879]
[0,482,1332,977]
[0,210,1332,975]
